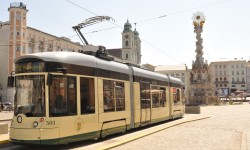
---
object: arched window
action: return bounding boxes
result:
[125,40,129,47]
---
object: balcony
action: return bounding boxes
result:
[214,81,229,84]
[232,81,246,84]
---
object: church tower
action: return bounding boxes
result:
[8,2,28,74]
[122,20,141,64]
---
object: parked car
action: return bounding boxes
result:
[3,102,13,111]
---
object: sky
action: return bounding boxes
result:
[1,0,250,68]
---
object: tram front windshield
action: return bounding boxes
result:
[14,75,45,117]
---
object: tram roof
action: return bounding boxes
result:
[132,66,168,81]
[132,67,183,86]
[15,52,184,86]
[15,52,129,74]
[169,76,184,86]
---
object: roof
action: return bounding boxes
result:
[155,65,187,71]
[210,59,247,63]
[106,48,122,59]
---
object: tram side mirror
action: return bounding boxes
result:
[47,73,53,85]
[7,76,14,87]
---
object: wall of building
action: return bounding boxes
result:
[0,24,10,102]
[209,60,248,96]
[246,63,250,92]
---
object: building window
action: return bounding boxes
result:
[215,65,217,69]
[220,78,222,81]
[241,64,244,68]
[232,71,234,75]
[220,84,222,87]
[28,46,33,53]
[16,46,20,51]
[215,78,218,81]
[126,54,129,59]
[125,40,129,47]
[236,71,239,75]
[224,77,227,81]
[232,65,234,68]
[17,32,20,36]
[181,77,185,82]
[224,84,227,87]
[216,84,218,87]
[236,64,238,68]
[219,65,221,69]
[22,46,25,53]
[241,71,244,75]
[224,65,226,68]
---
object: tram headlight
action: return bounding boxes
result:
[33,121,39,128]
[17,116,22,123]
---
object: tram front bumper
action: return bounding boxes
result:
[10,127,60,145]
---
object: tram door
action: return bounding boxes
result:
[140,82,151,124]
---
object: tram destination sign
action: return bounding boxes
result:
[15,62,44,73]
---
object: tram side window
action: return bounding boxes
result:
[140,83,151,109]
[103,80,125,112]
[160,87,166,107]
[49,76,77,117]
[115,82,125,111]
[68,77,77,115]
[173,88,181,104]
[80,77,95,114]
[152,86,160,108]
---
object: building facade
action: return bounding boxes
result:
[209,59,249,97]
[121,20,141,64]
[247,63,250,93]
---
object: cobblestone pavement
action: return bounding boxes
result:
[111,103,250,150]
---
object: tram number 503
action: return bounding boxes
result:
[46,120,55,125]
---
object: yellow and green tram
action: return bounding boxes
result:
[9,51,185,145]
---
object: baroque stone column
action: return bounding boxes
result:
[188,11,215,105]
